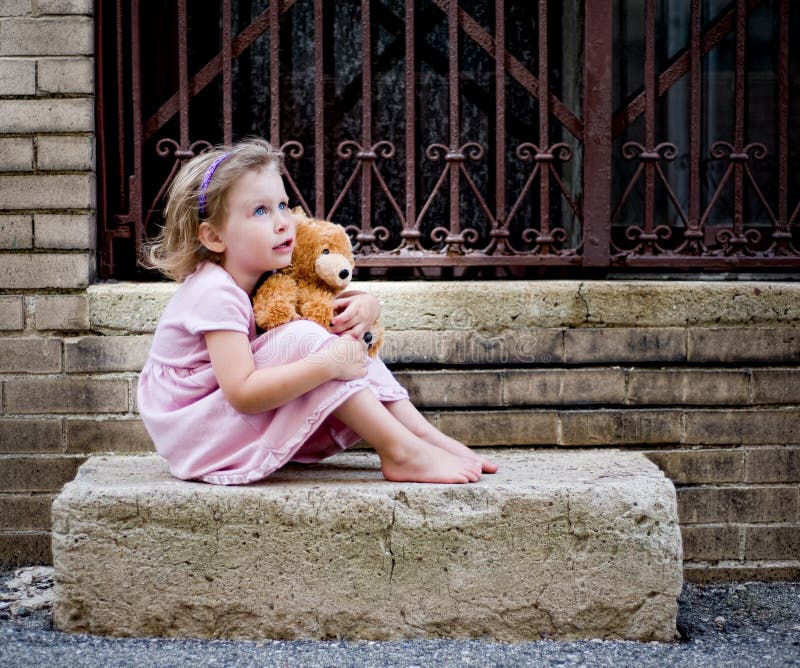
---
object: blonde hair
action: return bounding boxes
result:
[141,137,284,281]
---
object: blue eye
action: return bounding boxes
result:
[278,202,287,211]
[254,206,266,216]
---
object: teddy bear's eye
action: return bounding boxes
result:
[322,248,330,255]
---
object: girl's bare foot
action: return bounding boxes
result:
[379,437,482,484]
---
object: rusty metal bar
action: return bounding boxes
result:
[360,0,374,247]
[130,0,144,256]
[270,0,280,145]
[494,0,505,225]
[537,0,551,249]
[177,0,190,149]
[222,0,232,143]
[448,0,460,245]
[687,0,702,245]
[732,0,746,244]
[776,0,788,234]
[115,0,125,206]
[314,0,325,217]
[582,0,612,266]
[402,0,419,246]
[642,0,655,252]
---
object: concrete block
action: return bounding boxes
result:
[2,253,91,289]
[0,57,35,94]
[503,368,626,406]
[0,1,32,16]
[0,418,62,453]
[52,451,683,641]
[36,56,92,93]
[684,409,800,445]
[751,368,800,404]
[0,98,93,133]
[87,282,176,334]
[0,533,50,569]
[64,335,151,372]
[0,297,24,330]
[394,370,503,408]
[0,17,92,55]
[5,378,128,414]
[0,493,54,530]
[688,327,800,363]
[0,214,33,249]
[745,447,800,483]
[677,486,798,524]
[34,0,92,14]
[34,294,89,331]
[627,370,750,406]
[645,449,745,484]
[36,134,94,170]
[1,455,83,492]
[426,410,559,446]
[564,328,685,364]
[65,419,153,454]
[0,174,94,209]
[681,525,741,561]
[744,525,800,560]
[34,213,94,250]
[559,410,682,446]
[0,136,33,170]
[0,337,61,372]
[684,564,800,584]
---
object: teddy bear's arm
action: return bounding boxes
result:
[253,273,300,330]
[297,284,335,330]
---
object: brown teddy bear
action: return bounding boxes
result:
[252,210,384,357]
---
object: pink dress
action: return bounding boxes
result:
[137,261,408,485]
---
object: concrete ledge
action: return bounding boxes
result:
[88,280,800,334]
[52,451,683,641]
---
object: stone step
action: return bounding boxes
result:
[52,451,682,641]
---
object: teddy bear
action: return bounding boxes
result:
[252,209,384,357]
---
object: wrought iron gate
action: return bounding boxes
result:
[97,0,800,279]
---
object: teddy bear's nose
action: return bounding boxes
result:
[339,268,350,280]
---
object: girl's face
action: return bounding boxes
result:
[211,166,295,293]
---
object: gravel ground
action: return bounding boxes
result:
[1,568,799,667]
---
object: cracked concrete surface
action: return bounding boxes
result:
[52,450,683,642]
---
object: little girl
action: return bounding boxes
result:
[138,137,497,485]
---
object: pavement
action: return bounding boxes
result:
[1,568,799,667]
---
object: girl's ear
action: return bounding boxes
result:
[198,221,226,254]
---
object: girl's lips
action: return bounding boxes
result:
[274,238,294,252]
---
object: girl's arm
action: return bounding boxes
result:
[331,290,381,339]
[205,330,367,414]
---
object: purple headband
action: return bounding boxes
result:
[198,151,231,219]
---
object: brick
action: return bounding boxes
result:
[64,335,151,372]
[645,449,745,484]
[564,328,685,364]
[0,1,32,16]
[0,214,33,249]
[681,525,741,561]
[684,564,800,584]
[0,174,94,209]
[746,447,800,483]
[382,329,563,365]
[0,57,35,94]
[36,134,93,170]
[34,213,94,249]
[0,98,93,133]
[628,369,749,406]
[424,410,559,446]
[1,253,91,289]
[751,368,800,404]
[36,56,92,93]
[684,409,800,445]
[0,493,54,530]
[0,17,92,55]
[744,525,800,560]
[503,368,626,406]
[5,378,129,414]
[35,0,92,14]
[559,409,682,446]
[0,136,33,171]
[395,370,503,408]
[688,327,800,363]
[0,337,61,372]
[65,419,153,454]
[34,294,89,331]
[0,419,62,454]
[0,533,51,568]
[0,296,24,330]
[677,486,798,524]
[0,455,83,491]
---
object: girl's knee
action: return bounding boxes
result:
[252,319,335,367]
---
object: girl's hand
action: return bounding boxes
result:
[323,334,368,381]
[331,291,381,339]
